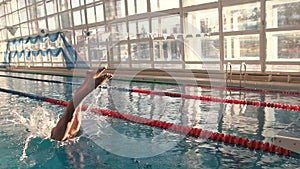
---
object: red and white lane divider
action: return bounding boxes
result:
[125,88,300,111]
[183,83,300,95]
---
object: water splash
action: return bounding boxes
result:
[81,88,110,136]
[83,88,104,118]
[19,134,34,161]
[11,107,58,161]
[28,107,58,138]
[15,88,107,162]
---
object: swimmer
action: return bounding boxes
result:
[51,67,113,141]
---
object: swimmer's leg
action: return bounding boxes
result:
[51,68,112,141]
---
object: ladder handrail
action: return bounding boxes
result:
[239,62,247,88]
[226,62,232,86]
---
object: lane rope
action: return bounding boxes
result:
[183,83,300,95]
[0,87,292,157]
[1,74,300,111]
[108,86,300,111]
[0,74,80,85]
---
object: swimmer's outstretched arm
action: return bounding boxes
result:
[51,67,113,141]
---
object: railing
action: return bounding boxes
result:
[240,62,247,88]
[225,62,232,87]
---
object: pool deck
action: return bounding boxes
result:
[1,67,300,90]
[274,117,300,154]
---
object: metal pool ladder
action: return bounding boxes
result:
[226,62,247,88]
[225,62,232,87]
[239,62,247,88]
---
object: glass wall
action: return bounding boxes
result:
[184,7,219,69]
[0,0,300,72]
[266,0,300,71]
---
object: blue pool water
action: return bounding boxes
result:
[0,71,300,169]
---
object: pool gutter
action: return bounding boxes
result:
[1,67,300,90]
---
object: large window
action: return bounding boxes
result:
[72,0,84,8]
[86,2,104,24]
[152,15,181,62]
[185,9,219,34]
[129,19,149,39]
[46,0,58,15]
[60,12,72,29]
[128,0,148,15]
[19,9,27,23]
[38,19,47,30]
[95,3,104,22]
[132,42,150,61]
[20,23,29,36]
[154,40,182,61]
[2,0,300,72]
[88,26,107,64]
[18,1,26,9]
[0,16,5,26]
[185,36,219,61]
[223,3,261,32]
[152,15,181,36]
[10,0,18,12]
[267,31,300,61]
[29,21,38,35]
[150,0,179,11]
[48,15,59,31]
[73,10,86,26]
[107,22,127,41]
[224,35,259,60]
[4,1,12,14]
[266,0,300,29]
[0,6,5,17]
[184,8,219,63]
[265,0,300,64]
[27,6,37,21]
[37,2,45,18]
[59,0,70,12]
[96,4,104,22]
[87,6,96,24]
[12,12,19,25]
[110,43,128,63]
[105,0,126,21]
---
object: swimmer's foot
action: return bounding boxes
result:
[94,73,113,88]
[93,67,107,79]
[85,67,113,89]
[86,67,106,79]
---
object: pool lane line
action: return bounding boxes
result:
[0,74,81,85]
[1,74,300,111]
[119,87,300,111]
[183,83,300,95]
[0,87,292,157]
